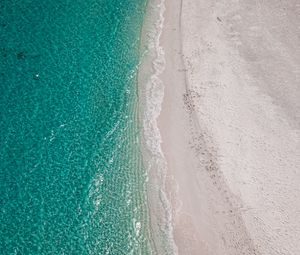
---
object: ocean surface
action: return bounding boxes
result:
[0,0,152,254]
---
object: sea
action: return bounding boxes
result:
[0,0,154,254]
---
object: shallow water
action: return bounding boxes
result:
[0,0,151,254]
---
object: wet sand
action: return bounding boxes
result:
[158,0,300,254]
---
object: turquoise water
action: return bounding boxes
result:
[0,0,152,254]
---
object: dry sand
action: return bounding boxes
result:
[158,0,300,254]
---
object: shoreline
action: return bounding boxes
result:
[138,0,177,254]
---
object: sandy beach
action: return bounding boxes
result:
[154,0,300,254]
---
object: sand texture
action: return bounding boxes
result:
[158,0,300,254]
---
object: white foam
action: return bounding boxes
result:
[139,0,178,254]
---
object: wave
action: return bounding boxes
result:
[138,0,178,254]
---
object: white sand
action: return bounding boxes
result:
[157,0,300,254]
